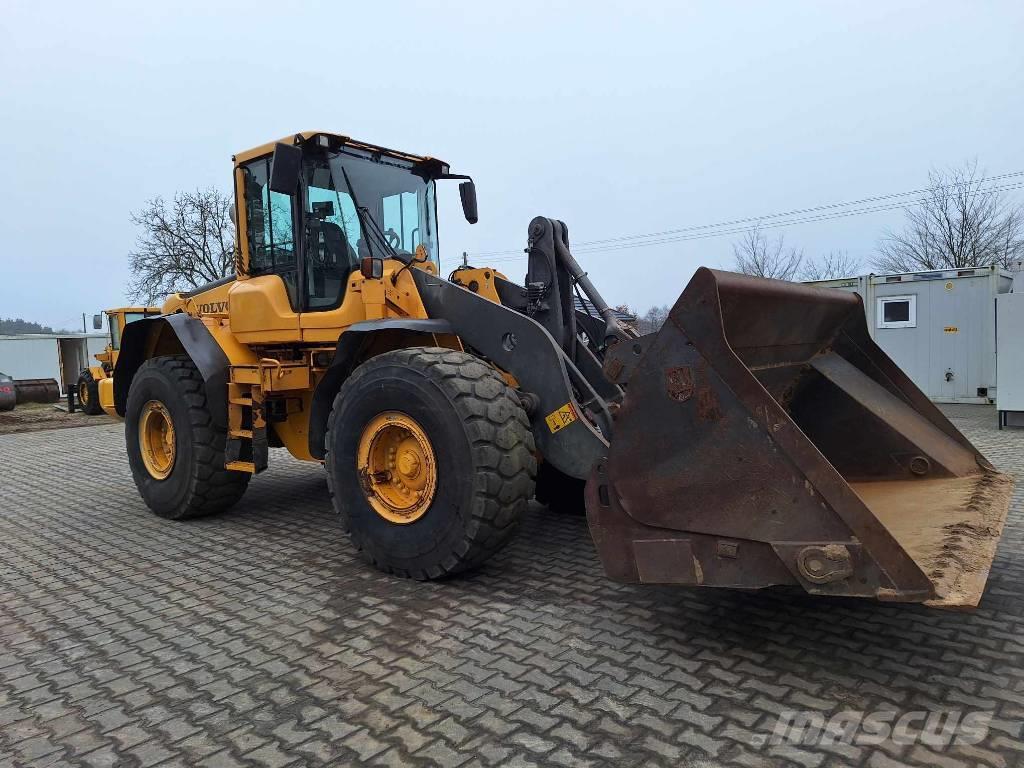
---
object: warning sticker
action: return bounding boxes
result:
[545,402,578,433]
[944,326,959,334]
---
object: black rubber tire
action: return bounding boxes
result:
[325,347,536,579]
[77,370,103,415]
[534,461,587,515]
[126,355,249,520]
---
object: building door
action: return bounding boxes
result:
[57,338,88,394]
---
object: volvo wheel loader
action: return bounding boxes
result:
[106,131,1012,607]
[77,307,159,415]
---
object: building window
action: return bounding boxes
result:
[877,295,916,329]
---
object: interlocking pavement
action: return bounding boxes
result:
[1,405,1022,767]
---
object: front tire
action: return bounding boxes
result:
[77,371,103,415]
[126,355,249,520]
[325,347,536,579]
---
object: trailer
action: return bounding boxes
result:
[807,266,1013,404]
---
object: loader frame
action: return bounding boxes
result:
[109,130,1011,608]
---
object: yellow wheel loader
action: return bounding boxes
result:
[78,307,159,415]
[107,131,1012,607]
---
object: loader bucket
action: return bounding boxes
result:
[586,268,1013,607]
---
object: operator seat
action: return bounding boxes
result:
[308,221,358,304]
[320,221,358,274]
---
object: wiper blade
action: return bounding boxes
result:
[357,205,406,263]
[335,161,405,263]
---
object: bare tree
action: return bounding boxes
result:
[128,188,236,304]
[635,305,671,335]
[611,303,639,335]
[613,303,635,318]
[800,249,861,281]
[874,160,1024,273]
[732,226,803,280]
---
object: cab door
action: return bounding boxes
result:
[232,156,302,343]
[298,156,369,339]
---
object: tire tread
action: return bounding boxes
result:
[77,370,104,416]
[325,347,536,579]
[129,355,249,519]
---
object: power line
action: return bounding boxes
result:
[474,171,1024,258]
[480,181,1024,263]
[568,181,1024,255]
[470,171,1024,262]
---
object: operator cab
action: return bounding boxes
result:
[235,132,477,314]
[107,308,160,352]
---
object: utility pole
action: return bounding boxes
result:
[82,313,86,333]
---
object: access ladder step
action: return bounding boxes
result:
[225,380,268,475]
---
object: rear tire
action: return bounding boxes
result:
[126,355,249,520]
[77,371,103,415]
[325,347,536,579]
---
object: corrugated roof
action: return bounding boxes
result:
[0,333,106,341]
[572,297,636,322]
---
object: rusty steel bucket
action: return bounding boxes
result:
[586,268,1013,608]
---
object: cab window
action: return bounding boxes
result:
[382,192,422,254]
[241,157,299,308]
[110,312,152,350]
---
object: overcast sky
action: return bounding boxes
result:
[2,1,1022,330]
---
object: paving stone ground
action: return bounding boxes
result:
[1,404,1022,768]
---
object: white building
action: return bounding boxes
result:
[807,266,1013,404]
[0,333,108,394]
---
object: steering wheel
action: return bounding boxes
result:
[384,228,401,249]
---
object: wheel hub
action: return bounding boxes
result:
[357,412,436,524]
[139,400,176,480]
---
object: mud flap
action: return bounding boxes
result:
[586,268,1013,608]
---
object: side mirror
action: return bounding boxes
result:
[269,142,302,194]
[360,257,384,280]
[92,314,103,330]
[459,181,478,224]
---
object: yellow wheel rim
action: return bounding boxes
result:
[78,380,89,406]
[357,411,437,524]
[139,400,176,480]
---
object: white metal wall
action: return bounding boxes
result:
[997,293,1024,420]
[87,335,107,359]
[807,267,1012,404]
[0,334,108,393]
[0,337,62,384]
[870,273,1006,402]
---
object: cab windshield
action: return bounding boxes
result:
[319,150,438,263]
[110,311,153,350]
[242,143,440,312]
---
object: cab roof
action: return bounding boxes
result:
[232,131,448,172]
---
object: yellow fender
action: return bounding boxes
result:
[98,377,120,420]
